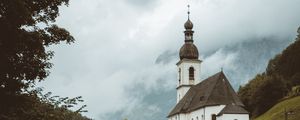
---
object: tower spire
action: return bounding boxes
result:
[187,5,190,19]
[184,4,194,42]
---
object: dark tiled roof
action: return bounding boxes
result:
[218,104,249,115]
[168,72,245,117]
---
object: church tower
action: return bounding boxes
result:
[176,6,202,103]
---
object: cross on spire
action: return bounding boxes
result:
[187,5,190,19]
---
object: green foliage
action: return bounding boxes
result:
[252,75,287,116]
[1,88,90,120]
[0,0,73,106]
[255,96,300,120]
[0,0,90,119]
[298,27,300,40]
[0,0,74,94]
[288,86,300,97]
[238,74,287,117]
[266,27,300,82]
[238,27,300,118]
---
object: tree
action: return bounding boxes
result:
[0,0,74,93]
[251,75,287,117]
[0,0,88,119]
[297,27,300,40]
[266,26,300,80]
[238,74,287,118]
[239,27,300,118]
[1,87,90,120]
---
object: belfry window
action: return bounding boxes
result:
[185,33,192,40]
[189,67,194,80]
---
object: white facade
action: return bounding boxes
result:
[217,114,249,120]
[168,105,225,120]
[168,105,249,120]
[176,59,201,102]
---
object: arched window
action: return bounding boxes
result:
[211,114,216,120]
[178,68,181,84]
[189,67,194,80]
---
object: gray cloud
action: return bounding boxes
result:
[109,35,292,120]
[126,0,158,9]
[201,36,293,89]
[37,0,300,120]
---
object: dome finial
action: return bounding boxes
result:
[184,5,193,30]
[187,5,190,19]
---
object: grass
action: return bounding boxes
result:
[254,96,300,120]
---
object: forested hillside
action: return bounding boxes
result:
[238,27,300,118]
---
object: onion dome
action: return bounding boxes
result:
[179,42,199,60]
[179,5,199,60]
[184,19,193,30]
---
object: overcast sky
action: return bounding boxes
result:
[38,0,300,119]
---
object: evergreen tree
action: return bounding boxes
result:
[238,27,300,118]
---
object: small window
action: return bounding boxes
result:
[211,114,216,120]
[189,67,195,80]
[178,68,181,84]
[196,117,199,120]
[200,96,204,101]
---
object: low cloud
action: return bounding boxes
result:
[38,0,300,119]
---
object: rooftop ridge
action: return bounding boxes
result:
[168,71,245,117]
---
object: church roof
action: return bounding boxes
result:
[217,104,249,115]
[168,71,245,117]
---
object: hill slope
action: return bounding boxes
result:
[238,28,300,117]
[255,96,300,120]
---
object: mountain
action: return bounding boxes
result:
[238,28,300,118]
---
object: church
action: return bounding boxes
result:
[167,9,250,120]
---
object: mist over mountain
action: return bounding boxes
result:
[101,35,293,120]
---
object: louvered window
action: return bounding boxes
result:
[189,67,194,80]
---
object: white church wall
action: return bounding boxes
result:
[190,108,204,120]
[168,112,193,120]
[168,115,175,120]
[169,105,226,120]
[217,114,249,120]
[177,87,190,103]
[178,60,201,85]
[168,114,189,120]
[203,105,226,120]
[177,60,201,102]
[180,113,190,120]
